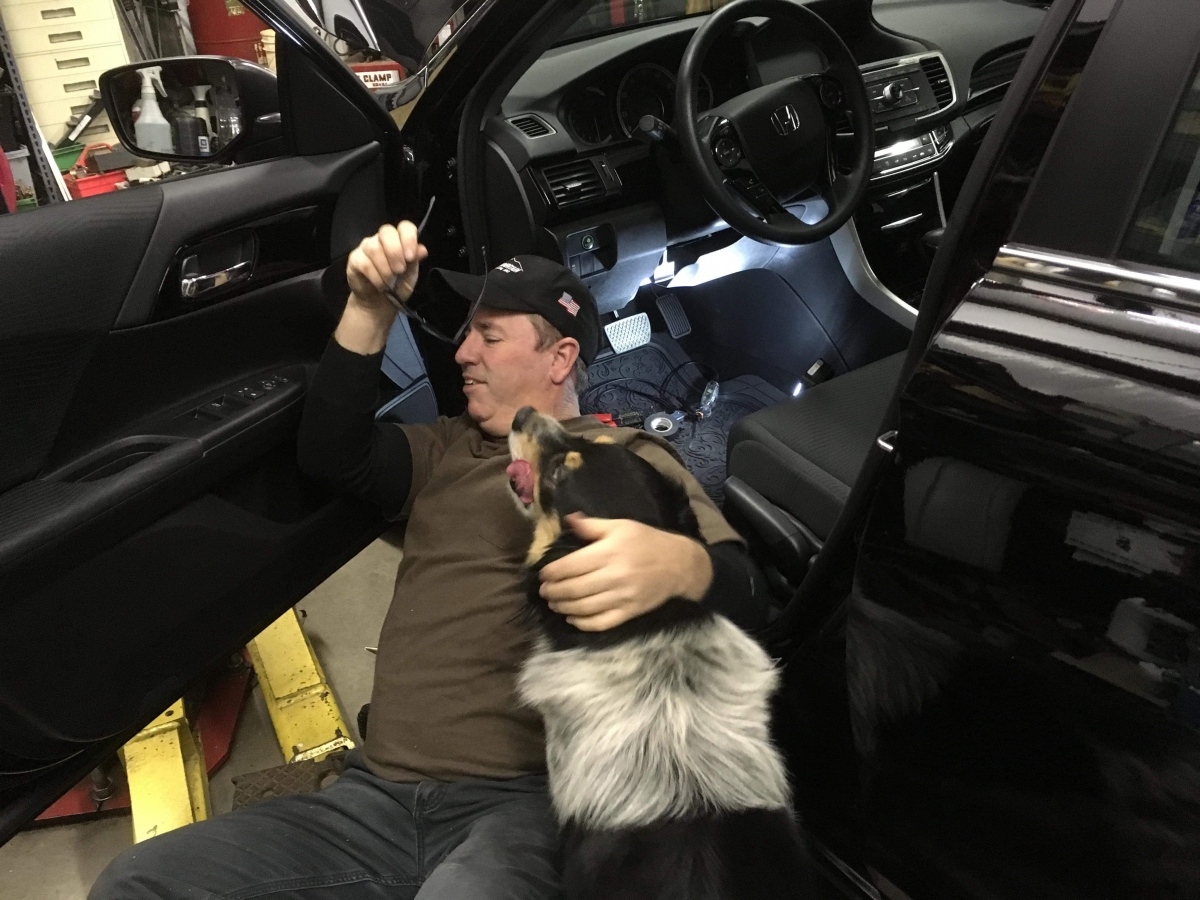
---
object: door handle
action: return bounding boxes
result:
[181,258,253,299]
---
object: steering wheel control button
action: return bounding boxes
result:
[818,79,843,109]
[714,138,742,168]
[731,176,777,215]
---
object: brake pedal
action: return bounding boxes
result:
[604,312,652,354]
[655,292,691,339]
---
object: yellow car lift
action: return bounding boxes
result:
[122,608,354,843]
[121,700,210,843]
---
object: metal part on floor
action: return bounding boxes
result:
[247,609,356,764]
[121,701,210,843]
[645,411,684,437]
[231,753,349,811]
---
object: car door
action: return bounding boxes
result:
[0,0,559,844]
[773,1,1200,898]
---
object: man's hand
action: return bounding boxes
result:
[336,221,428,355]
[538,514,713,631]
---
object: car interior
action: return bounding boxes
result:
[0,0,1051,840]
[400,0,1048,600]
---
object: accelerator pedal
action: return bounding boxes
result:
[604,312,652,354]
[655,292,692,339]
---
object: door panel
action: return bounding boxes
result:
[1,145,384,589]
[0,32,397,839]
[112,144,381,327]
[0,188,163,496]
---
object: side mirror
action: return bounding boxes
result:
[99,56,280,164]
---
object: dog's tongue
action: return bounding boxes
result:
[506,459,535,505]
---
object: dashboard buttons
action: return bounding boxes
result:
[872,130,948,176]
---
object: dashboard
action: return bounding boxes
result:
[557,31,751,146]
[502,21,827,156]
[567,63,713,144]
[484,2,1049,311]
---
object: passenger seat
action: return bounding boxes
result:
[726,352,905,542]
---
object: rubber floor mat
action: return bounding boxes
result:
[582,336,786,506]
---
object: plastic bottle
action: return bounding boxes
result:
[172,112,205,156]
[190,85,212,156]
[212,85,242,149]
[133,66,174,154]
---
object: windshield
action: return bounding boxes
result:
[560,0,729,43]
[276,0,484,72]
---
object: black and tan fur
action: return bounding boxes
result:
[507,406,816,900]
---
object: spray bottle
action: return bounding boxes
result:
[190,85,212,156]
[134,66,173,154]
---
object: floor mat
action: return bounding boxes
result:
[582,336,786,506]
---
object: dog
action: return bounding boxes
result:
[506,406,816,900]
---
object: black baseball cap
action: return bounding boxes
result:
[427,255,600,365]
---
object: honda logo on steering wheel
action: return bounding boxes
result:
[771,104,800,136]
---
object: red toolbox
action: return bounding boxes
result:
[64,143,127,199]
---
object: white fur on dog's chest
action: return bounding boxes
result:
[518,616,790,831]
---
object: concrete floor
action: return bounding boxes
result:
[0,530,404,900]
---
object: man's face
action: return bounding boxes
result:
[454,308,564,436]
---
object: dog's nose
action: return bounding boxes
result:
[512,406,537,434]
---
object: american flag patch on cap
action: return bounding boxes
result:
[558,293,580,316]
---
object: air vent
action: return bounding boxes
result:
[970,49,1026,97]
[509,115,555,138]
[542,159,606,208]
[919,55,954,109]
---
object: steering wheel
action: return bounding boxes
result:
[676,0,874,245]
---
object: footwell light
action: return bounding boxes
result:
[792,382,804,397]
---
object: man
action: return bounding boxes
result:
[91,221,769,900]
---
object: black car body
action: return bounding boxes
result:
[1,0,1198,897]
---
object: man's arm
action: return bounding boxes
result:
[296,221,426,517]
[296,341,414,519]
[538,516,774,633]
[704,540,773,630]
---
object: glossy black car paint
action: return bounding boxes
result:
[769,1,1200,898]
[850,255,1200,899]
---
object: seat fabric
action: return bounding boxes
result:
[727,352,905,540]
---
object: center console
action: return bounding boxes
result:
[851,52,960,307]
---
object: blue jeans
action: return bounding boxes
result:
[89,753,560,900]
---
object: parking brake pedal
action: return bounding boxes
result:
[604,312,652,354]
[655,292,692,339]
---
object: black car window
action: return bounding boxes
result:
[1120,61,1200,274]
